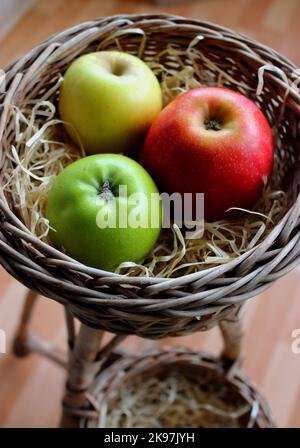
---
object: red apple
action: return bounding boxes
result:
[142,87,274,221]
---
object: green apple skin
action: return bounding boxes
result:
[46,154,162,271]
[59,51,162,154]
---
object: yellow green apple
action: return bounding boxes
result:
[59,51,162,154]
[46,154,162,271]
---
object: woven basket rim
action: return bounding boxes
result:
[84,346,275,428]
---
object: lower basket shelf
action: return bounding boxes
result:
[78,347,274,428]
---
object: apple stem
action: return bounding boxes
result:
[204,118,222,131]
[98,180,115,201]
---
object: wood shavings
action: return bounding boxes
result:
[103,371,253,428]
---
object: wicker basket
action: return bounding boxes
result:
[76,347,274,428]
[1,14,300,338]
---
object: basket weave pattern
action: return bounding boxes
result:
[81,347,274,428]
[0,14,300,338]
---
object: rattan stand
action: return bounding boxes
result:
[2,13,293,428]
[11,289,256,428]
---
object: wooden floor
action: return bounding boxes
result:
[0,0,300,428]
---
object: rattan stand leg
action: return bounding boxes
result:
[219,314,244,367]
[60,319,126,428]
[60,324,104,427]
[12,290,67,367]
[13,289,38,357]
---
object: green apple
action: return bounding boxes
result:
[46,154,162,271]
[59,51,162,154]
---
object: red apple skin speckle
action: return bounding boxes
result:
[142,87,274,221]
